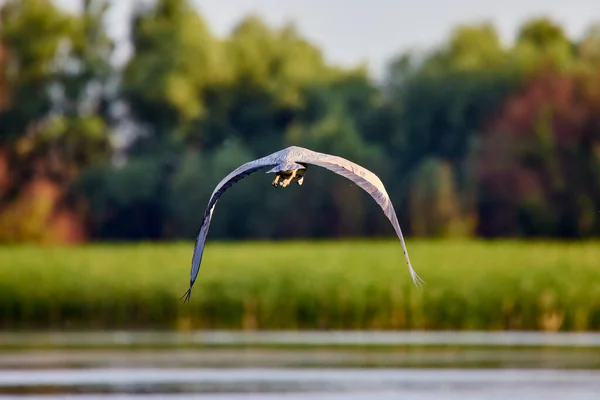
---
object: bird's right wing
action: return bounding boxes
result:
[181,155,280,302]
[295,149,425,287]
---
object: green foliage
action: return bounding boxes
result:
[425,22,506,73]
[512,17,576,74]
[166,149,207,238]
[0,0,113,242]
[1,1,599,241]
[122,0,224,135]
[0,189,54,243]
[409,157,473,237]
[1,240,599,331]
[578,23,600,65]
[476,71,600,237]
[227,16,337,93]
[74,155,170,239]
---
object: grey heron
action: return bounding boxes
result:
[181,145,424,302]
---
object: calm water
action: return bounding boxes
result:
[1,368,600,399]
[2,331,600,399]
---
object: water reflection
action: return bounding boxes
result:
[0,368,600,399]
[2,331,600,399]
[2,347,600,370]
[3,330,600,349]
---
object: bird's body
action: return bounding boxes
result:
[269,162,307,187]
[181,146,424,302]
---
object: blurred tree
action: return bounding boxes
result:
[577,22,600,66]
[0,0,114,242]
[284,72,389,237]
[1,7,597,242]
[74,154,171,239]
[476,71,600,237]
[409,157,474,237]
[424,22,506,73]
[512,16,576,74]
[121,0,225,148]
[88,6,371,241]
[84,0,218,240]
[195,16,348,153]
[381,22,520,236]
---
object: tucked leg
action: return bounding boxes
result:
[272,174,281,187]
[280,170,297,187]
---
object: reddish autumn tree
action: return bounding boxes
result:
[476,69,600,237]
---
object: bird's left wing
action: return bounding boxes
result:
[181,155,280,302]
[295,149,425,287]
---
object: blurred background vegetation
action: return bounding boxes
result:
[3,0,600,242]
[1,0,599,331]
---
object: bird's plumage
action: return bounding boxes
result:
[181,146,424,302]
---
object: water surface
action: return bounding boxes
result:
[1,367,599,399]
[2,331,600,399]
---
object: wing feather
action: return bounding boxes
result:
[181,156,279,302]
[296,150,425,286]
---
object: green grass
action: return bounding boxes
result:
[1,239,599,331]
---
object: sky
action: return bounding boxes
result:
[53,0,600,78]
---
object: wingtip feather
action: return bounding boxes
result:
[180,287,192,303]
[409,267,426,287]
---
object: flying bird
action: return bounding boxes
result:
[181,146,424,302]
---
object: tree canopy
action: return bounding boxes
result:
[1,0,599,243]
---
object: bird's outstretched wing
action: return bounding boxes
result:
[181,156,279,302]
[295,149,425,287]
